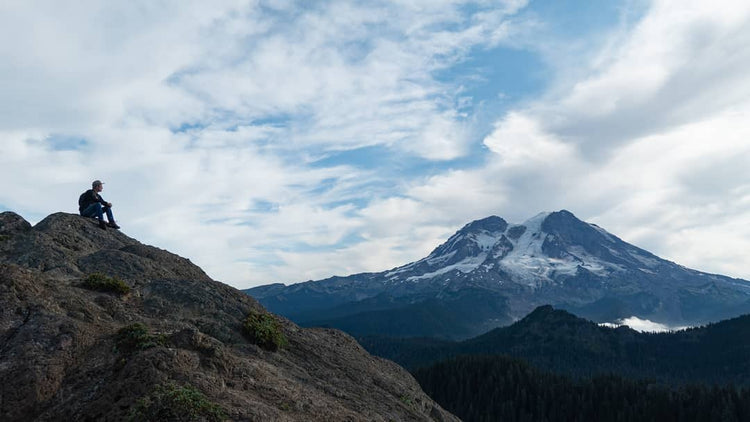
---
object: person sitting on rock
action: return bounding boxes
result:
[78,180,120,230]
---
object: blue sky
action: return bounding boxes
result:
[1,0,749,288]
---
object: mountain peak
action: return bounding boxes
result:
[550,209,577,218]
[394,210,635,287]
[517,304,581,325]
[249,210,750,340]
[541,209,588,231]
[426,216,508,262]
[460,215,508,234]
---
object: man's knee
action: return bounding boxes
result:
[83,202,103,217]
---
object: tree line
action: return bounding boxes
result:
[414,355,750,422]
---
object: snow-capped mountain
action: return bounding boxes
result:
[385,211,627,286]
[247,210,750,339]
[384,210,685,289]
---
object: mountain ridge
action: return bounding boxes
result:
[360,304,750,386]
[247,210,750,340]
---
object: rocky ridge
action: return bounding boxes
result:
[0,211,457,421]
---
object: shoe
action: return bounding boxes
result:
[98,220,107,230]
[108,222,120,229]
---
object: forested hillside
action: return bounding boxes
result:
[361,305,750,385]
[415,355,750,422]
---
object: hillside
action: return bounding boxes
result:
[0,212,457,421]
[360,305,750,385]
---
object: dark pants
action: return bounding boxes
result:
[81,203,115,223]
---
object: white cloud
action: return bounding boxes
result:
[532,0,750,155]
[585,109,750,278]
[483,112,577,166]
[2,0,750,290]
[401,0,750,281]
[602,316,690,333]
[2,1,537,287]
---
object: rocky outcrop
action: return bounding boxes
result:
[0,212,457,421]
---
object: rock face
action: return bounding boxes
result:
[0,212,457,421]
[247,210,750,340]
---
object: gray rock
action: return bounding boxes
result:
[0,212,457,421]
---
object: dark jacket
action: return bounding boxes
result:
[78,189,108,214]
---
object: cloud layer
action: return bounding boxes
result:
[1,0,749,288]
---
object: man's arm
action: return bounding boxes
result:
[97,194,112,208]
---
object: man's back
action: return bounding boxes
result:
[78,189,96,214]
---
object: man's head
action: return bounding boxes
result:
[92,180,104,192]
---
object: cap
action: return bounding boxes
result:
[92,180,104,188]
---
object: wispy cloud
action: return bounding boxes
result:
[1,0,749,287]
[0,0,534,286]
[402,0,750,280]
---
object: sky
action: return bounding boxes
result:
[1,0,749,289]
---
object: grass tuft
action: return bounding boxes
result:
[243,310,288,351]
[128,382,226,422]
[81,272,131,295]
[115,323,166,354]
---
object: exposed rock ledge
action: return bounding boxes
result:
[0,212,457,421]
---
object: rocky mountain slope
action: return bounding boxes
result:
[0,212,456,421]
[248,210,750,339]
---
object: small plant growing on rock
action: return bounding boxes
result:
[0,234,10,242]
[400,395,415,408]
[243,310,287,351]
[115,323,166,354]
[128,382,226,422]
[81,272,131,295]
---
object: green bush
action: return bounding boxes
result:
[0,234,10,242]
[116,323,166,354]
[128,382,226,422]
[81,272,131,295]
[243,310,288,351]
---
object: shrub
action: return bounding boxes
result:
[243,310,287,351]
[116,323,166,354]
[128,382,226,422]
[81,272,131,295]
